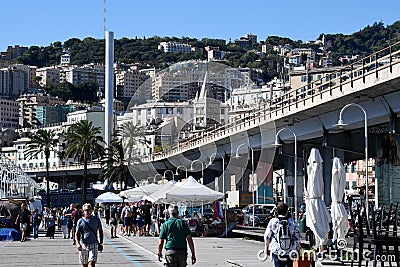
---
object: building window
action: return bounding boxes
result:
[345,181,350,189]
[177,108,183,114]
[351,164,356,173]
[352,181,357,189]
[301,76,307,82]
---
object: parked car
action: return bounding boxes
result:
[230,208,244,225]
[243,208,273,227]
[242,204,276,215]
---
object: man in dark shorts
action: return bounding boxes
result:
[141,200,152,236]
[109,203,118,238]
[15,203,31,242]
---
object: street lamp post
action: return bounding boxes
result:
[335,103,372,215]
[274,128,298,221]
[274,171,285,203]
[175,165,188,179]
[147,176,154,184]
[153,173,163,184]
[163,170,175,181]
[235,143,256,227]
[189,160,205,184]
[209,152,227,237]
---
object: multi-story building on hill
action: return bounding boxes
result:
[17,94,66,128]
[0,45,28,61]
[158,42,192,53]
[0,98,19,129]
[0,65,28,98]
[115,69,149,101]
[35,67,60,87]
[60,64,105,89]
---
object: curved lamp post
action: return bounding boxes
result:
[209,152,227,236]
[175,165,188,179]
[334,103,372,216]
[273,128,297,221]
[153,173,163,184]
[234,143,255,227]
[163,170,175,181]
[189,160,205,184]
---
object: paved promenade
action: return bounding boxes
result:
[0,221,272,267]
[0,220,354,267]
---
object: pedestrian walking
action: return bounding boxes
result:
[75,203,103,267]
[109,203,118,238]
[264,202,301,267]
[46,209,57,239]
[104,205,110,225]
[31,208,42,239]
[60,211,70,239]
[72,203,82,245]
[15,203,31,242]
[157,204,196,266]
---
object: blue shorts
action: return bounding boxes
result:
[137,217,143,228]
[123,217,132,227]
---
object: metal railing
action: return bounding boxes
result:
[21,162,102,172]
[142,41,400,162]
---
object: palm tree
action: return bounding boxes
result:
[64,120,105,204]
[25,129,57,207]
[100,138,139,190]
[117,121,146,160]
[116,121,146,188]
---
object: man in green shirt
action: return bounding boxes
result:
[158,204,196,266]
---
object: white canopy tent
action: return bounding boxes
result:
[305,148,332,247]
[95,192,123,203]
[331,157,350,242]
[148,180,181,203]
[165,176,224,204]
[119,183,161,198]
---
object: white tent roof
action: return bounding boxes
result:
[165,176,223,204]
[149,180,181,204]
[95,192,123,203]
[119,183,161,197]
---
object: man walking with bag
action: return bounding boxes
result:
[157,204,196,266]
[75,203,104,267]
[264,202,300,267]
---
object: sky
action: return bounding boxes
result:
[2,0,400,51]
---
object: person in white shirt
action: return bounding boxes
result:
[264,202,301,267]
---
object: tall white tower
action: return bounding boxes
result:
[105,31,114,149]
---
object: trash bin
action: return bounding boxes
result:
[299,217,306,233]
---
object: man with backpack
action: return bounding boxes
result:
[264,202,300,267]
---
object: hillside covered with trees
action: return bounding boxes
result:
[14,20,400,83]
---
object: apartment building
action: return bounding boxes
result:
[0,45,28,60]
[288,66,344,89]
[17,94,66,128]
[0,66,28,98]
[158,42,192,53]
[0,98,19,129]
[35,67,60,86]
[115,69,149,100]
[61,64,105,89]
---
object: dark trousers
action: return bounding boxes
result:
[33,223,39,238]
[165,249,187,267]
[272,253,293,267]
